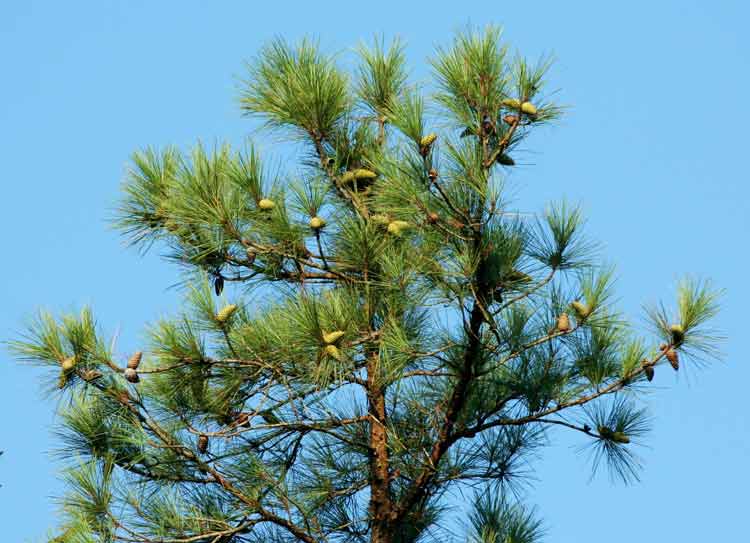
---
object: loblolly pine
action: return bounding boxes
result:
[9,26,723,543]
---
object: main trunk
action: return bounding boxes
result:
[367,354,392,543]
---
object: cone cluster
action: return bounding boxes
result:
[323,330,345,361]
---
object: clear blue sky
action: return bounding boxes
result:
[1,1,747,541]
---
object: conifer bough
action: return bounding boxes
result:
[9,26,723,543]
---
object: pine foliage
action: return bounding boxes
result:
[9,25,723,543]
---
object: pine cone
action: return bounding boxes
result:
[127,351,143,370]
[325,344,343,361]
[340,171,356,184]
[309,216,326,229]
[503,114,519,125]
[521,102,538,115]
[571,301,591,320]
[420,133,437,148]
[556,313,571,333]
[387,221,411,236]
[323,330,345,344]
[124,368,140,383]
[642,360,655,382]
[501,98,522,110]
[371,214,391,226]
[81,369,103,382]
[213,274,224,296]
[611,431,630,444]
[258,198,275,210]
[197,434,209,454]
[353,169,377,180]
[665,348,679,371]
[428,168,438,182]
[216,304,238,324]
[60,356,77,373]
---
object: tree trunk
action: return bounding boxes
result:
[367,354,392,543]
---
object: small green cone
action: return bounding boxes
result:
[571,300,591,320]
[420,133,437,148]
[521,102,538,115]
[325,344,343,361]
[387,220,411,236]
[353,168,377,180]
[309,216,326,230]
[258,198,275,210]
[216,304,238,324]
[60,356,77,373]
[502,98,522,110]
[323,330,345,344]
[556,313,571,332]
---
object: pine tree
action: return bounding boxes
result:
[10,26,723,543]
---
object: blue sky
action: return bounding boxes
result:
[1,1,748,541]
